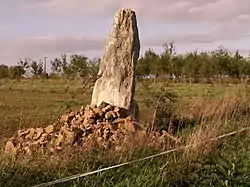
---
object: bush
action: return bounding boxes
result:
[143,84,178,132]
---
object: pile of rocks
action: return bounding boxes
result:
[5,102,146,156]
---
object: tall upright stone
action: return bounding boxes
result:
[91,8,140,118]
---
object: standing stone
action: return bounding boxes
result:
[91,8,140,118]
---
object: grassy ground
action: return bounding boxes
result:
[0,78,250,186]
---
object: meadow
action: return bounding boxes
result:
[0,78,250,186]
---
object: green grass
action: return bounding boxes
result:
[0,78,250,186]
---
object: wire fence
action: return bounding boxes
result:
[32,126,250,187]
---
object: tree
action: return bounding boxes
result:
[87,58,100,78]
[68,54,88,77]
[230,50,243,78]
[61,54,69,73]
[198,52,215,82]
[51,57,63,74]
[17,58,29,76]
[0,65,9,78]
[158,51,171,77]
[50,54,69,75]
[162,42,176,77]
[136,49,156,77]
[8,66,25,79]
[211,46,232,77]
[30,60,43,76]
[182,51,202,82]
[171,55,184,78]
[137,49,160,79]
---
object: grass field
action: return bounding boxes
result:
[0,78,250,186]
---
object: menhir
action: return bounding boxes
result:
[91,8,140,121]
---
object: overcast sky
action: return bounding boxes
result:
[1,0,250,65]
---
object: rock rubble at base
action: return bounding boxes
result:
[4,102,146,156]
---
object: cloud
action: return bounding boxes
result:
[20,0,250,43]
[22,0,120,17]
[14,36,105,54]
[0,36,105,65]
[145,23,249,46]
[22,0,250,21]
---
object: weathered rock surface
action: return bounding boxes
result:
[91,8,140,116]
[5,102,145,156]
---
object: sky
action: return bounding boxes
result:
[1,0,250,66]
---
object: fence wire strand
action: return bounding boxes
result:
[32,126,250,187]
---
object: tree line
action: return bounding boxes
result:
[137,43,250,83]
[0,54,100,79]
[0,43,250,83]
